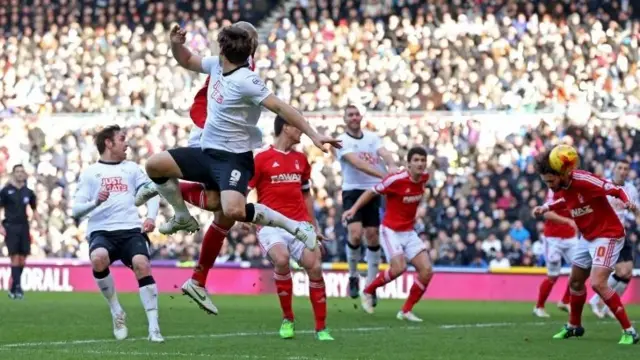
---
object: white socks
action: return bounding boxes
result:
[346,243,361,277]
[139,283,160,331]
[155,178,191,219]
[366,246,381,285]
[94,271,123,316]
[251,203,300,235]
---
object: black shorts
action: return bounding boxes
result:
[3,223,30,256]
[168,147,254,194]
[617,237,634,263]
[89,228,150,268]
[342,189,381,227]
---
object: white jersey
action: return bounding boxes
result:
[73,161,152,235]
[187,127,203,148]
[336,130,385,191]
[607,179,639,225]
[200,56,271,153]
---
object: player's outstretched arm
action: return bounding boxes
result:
[261,95,342,152]
[342,153,386,179]
[543,211,578,232]
[170,25,206,74]
[377,146,398,173]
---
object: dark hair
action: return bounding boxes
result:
[534,149,561,175]
[274,115,286,136]
[344,104,360,115]
[616,159,630,166]
[218,26,253,65]
[407,146,427,162]
[12,164,24,172]
[95,125,121,154]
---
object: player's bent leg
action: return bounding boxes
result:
[346,222,364,299]
[267,243,296,339]
[362,256,406,314]
[553,265,588,340]
[364,226,381,306]
[398,250,433,322]
[130,254,164,343]
[535,276,557,318]
[299,247,333,341]
[90,248,127,340]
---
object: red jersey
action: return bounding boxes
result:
[248,146,311,222]
[373,170,429,231]
[543,189,577,239]
[190,56,255,129]
[546,170,629,241]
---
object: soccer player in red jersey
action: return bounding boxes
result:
[533,189,578,317]
[532,149,639,344]
[247,115,333,341]
[342,147,432,322]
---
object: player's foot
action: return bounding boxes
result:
[590,302,605,319]
[112,312,128,340]
[159,215,200,235]
[7,292,15,300]
[148,328,165,343]
[315,328,334,341]
[181,279,218,315]
[134,182,158,206]
[293,222,317,250]
[361,291,374,314]
[552,324,584,339]
[619,329,639,345]
[279,319,295,339]
[533,307,550,318]
[557,302,570,313]
[15,290,24,300]
[372,291,378,307]
[397,311,423,322]
[348,276,359,299]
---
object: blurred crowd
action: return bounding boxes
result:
[1,0,640,268]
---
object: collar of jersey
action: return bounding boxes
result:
[99,160,123,165]
[223,63,250,77]
[345,131,364,140]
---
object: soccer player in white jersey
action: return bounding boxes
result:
[136,23,341,314]
[71,125,163,342]
[336,105,396,305]
[589,159,638,318]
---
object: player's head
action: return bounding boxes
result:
[613,159,630,184]
[343,104,363,132]
[535,149,569,191]
[11,164,27,183]
[95,125,128,161]
[407,146,427,175]
[233,21,259,57]
[274,114,302,144]
[218,24,255,65]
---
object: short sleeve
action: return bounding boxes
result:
[29,190,36,210]
[201,56,220,74]
[240,74,271,105]
[133,164,151,192]
[336,137,356,159]
[301,157,311,191]
[74,171,95,203]
[372,134,383,151]
[373,174,401,195]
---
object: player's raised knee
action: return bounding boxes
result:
[617,267,633,280]
[90,248,111,271]
[389,258,407,275]
[131,255,152,277]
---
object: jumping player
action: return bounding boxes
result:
[589,159,638,318]
[337,105,397,305]
[533,189,578,317]
[137,23,341,314]
[248,115,333,341]
[342,147,432,321]
[533,149,639,344]
[72,125,163,342]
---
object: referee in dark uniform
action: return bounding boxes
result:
[0,164,38,299]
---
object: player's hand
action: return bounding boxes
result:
[311,134,342,153]
[0,225,5,237]
[169,24,187,45]
[342,208,356,224]
[532,205,548,216]
[625,202,638,213]
[142,218,156,233]
[96,189,110,205]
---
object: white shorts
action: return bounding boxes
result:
[257,226,305,263]
[572,237,625,270]
[544,236,579,276]
[379,225,426,262]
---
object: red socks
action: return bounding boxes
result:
[180,181,207,209]
[191,223,231,286]
[561,283,571,304]
[402,278,429,313]
[364,269,397,295]
[602,289,632,329]
[274,271,294,321]
[309,278,327,331]
[569,288,586,327]
[536,278,556,308]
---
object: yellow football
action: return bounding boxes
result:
[549,144,579,174]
